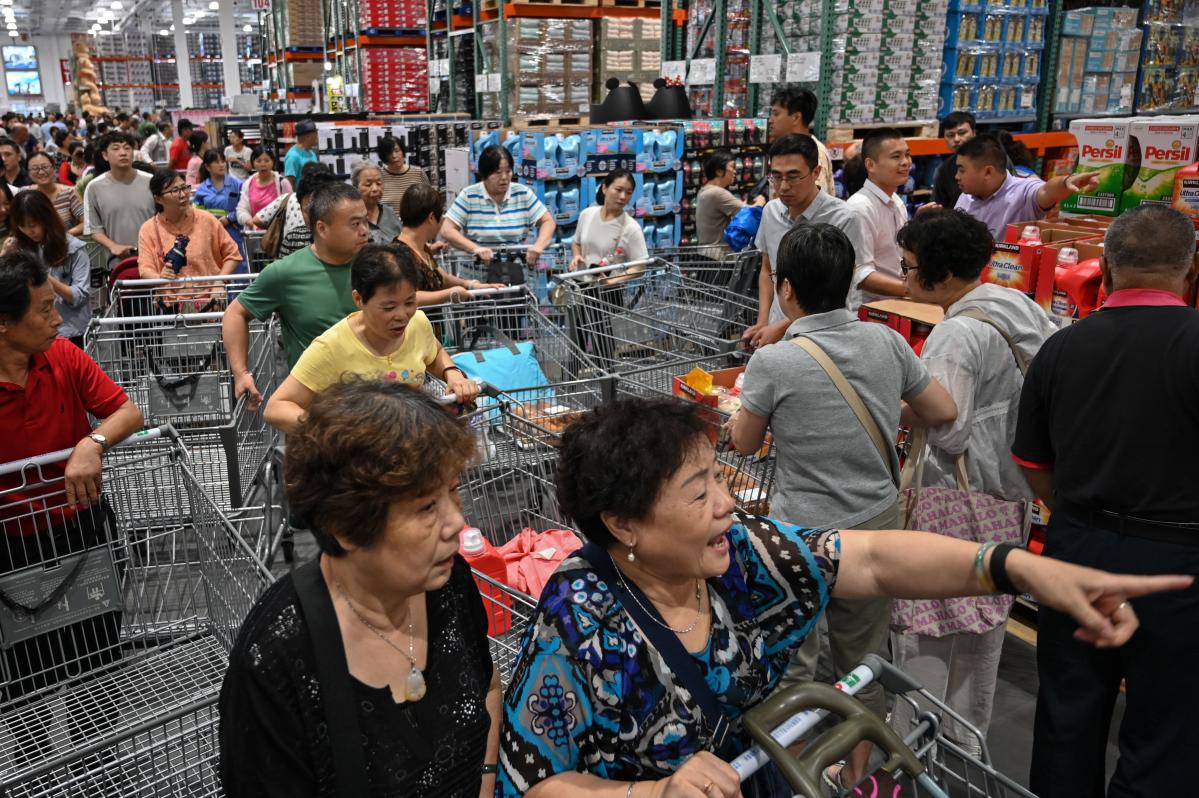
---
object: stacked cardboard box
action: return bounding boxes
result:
[939,0,1047,122]
[1054,7,1141,115]
[597,19,662,104]
[479,18,594,118]
[1137,0,1199,112]
[358,0,427,30]
[284,0,324,48]
[359,47,429,112]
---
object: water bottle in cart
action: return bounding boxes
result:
[1017,225,1042,245]
[460,526,512,635]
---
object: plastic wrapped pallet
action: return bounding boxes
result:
[478,18,595,118]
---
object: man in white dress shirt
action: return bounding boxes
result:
[846,128,912,310]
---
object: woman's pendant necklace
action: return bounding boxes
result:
[335,581,427,701]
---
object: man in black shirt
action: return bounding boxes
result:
[1013,204,1199,798]
[930,111,975,209]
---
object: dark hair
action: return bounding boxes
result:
[767,133,819,172]
[775,223,854,313]
[228,127,244,141]
[477,145,514,181]
[10,190,68,268]
[0,249,49,323]
[352,243,421,302]
[861,128,905,164]
[177,118,194,134]
[295,161,335,202]
[377,134,406,164]
[26,151,54,175]
[0,138,20,156]
[399,182,443,227]
[157,120,172,133]
[187,130,209,155]
[285,378,475,556]
[896,208,994,290]
[956,135,1007,171]
[556,398,710,547]
[940,111,977,136]
[99,130,138,153]
[249,146,274,168]
[704,149,737,181]
[199,148,226,182]
[989,129,1035,170]
[150,166,183,197]
[51,128,68,147]
[770,86,818,127]
[595,169,635,205]
[308,180,361,227]
[68,140,85,158]
[115,112,129,123]
[1105,204,1197,277]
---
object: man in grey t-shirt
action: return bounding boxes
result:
[83,131,157,262]
[729,221,956,787]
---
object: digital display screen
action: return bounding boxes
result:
[5,71,42,96]
[2,46,37,71]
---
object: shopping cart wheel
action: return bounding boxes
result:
[743,681,929,798]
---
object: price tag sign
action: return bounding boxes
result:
[487,72,502,92]
[749,54,782,84]
[662,60,687,83]
[1020,90,1034,109]
[785,52,821,83]
[475,73,488,92]
[689,58,717,85]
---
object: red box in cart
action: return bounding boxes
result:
[858,300,944,354]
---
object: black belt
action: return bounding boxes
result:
[1055,500,1199,547]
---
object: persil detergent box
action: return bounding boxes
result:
[1119,117,1199,213]
[1060,118,1136,217]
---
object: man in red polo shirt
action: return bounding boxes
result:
[0,250,143,700]
[168,117,194,172]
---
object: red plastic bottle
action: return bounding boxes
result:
[460,527,512,636]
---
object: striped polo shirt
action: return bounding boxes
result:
[446,182,548,245]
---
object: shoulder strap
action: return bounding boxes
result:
[792,336,898,488]
[292,557,370,798]
[954,308,1029,375]
[575,543,732,756]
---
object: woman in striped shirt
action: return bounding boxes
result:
[377,135,430,217]
[20,152,84,236]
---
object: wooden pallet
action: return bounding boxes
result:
[825,119,940,143]
[511,114,590,128]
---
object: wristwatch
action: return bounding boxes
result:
[86,433,110,454]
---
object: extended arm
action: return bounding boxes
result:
[1036,171,1102,211]
[222,299,262,410]
[262,375,316,434]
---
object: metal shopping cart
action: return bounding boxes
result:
[84,310,283,521]
[242,230,272,274]
[654,245,762,296]
[735,654,1037,798]
[0,427,275,797]
[104,274,258,319]
[439,243,569,306]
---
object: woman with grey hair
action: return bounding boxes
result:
[352,161,402,244]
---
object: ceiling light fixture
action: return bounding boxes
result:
[208,1,218,8]
[7,29,17,36]
[169,23,175,30]
[182,16,192,24]
[111,0,122,7]
[158,28,167,35]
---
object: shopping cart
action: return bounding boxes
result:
[0,427,275,797]
[84,311,282,515]
[104,274,258,319]
[556,260,756,373]
[242,230,272,273]
[735,654,1036,798]
[654,245,761,296]
[439,243,569,305]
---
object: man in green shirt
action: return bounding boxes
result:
[223,181,369,410]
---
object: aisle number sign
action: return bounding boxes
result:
[251,0,269,9]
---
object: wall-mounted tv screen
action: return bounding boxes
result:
[2,46,37,71]
[5,71,42,96]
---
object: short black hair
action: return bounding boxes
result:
[376,134,406,164]
[351,243,421,302]
[770,86,818,127]
[295,161,335,202]
[248,145,274,167]
[775,223,854,313]
[767,133,819,172]
[399,182,443,227]
[861,128,905,163]
[99,130,139,151]
[0,249,49,323]
[477,145,514,181]
[940,111,976,135]
[0,138,19,155]
[177,118,195,134]
[199,148,225,182]
[556,398,710,547]
[307,180,361,226]
[157,120,171,133]
[187,130,209,154]
[704,149,736,180]
[149,166,183,197]
[896,208,994,290]
[841,155,867,197]
[115,112,129,123]
[956,135,1007,171]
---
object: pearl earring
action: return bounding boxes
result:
[626,544,635,562]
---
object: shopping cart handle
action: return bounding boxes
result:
[0,424,177,476]
[743,681,927,798]
[93,311,227,325]
[861,652,925,695]
[113,274,255,287]
[558,258,659,280]
[466,285,526,297]
[434,379,489,405]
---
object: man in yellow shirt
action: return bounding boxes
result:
[264,245,478,433]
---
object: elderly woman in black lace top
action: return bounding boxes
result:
[219,379,501,797]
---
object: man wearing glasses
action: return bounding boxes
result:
[83,131,156,264]
[744,134,867,349]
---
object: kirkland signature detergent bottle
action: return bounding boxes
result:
[460,526,512,635]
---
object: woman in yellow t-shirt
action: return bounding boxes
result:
[264,244,480,433]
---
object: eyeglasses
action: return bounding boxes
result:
[767,171,811,187]
[900,258,917,275]
[28,165,53,174]
[160,184,192,197]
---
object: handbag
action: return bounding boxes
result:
[260,195,289,260]
[891,308,1033,638]
[576,543,734,758]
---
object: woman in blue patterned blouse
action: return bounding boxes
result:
[498,398,1192,798]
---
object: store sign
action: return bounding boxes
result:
[688,58,716,86]
[749,54,781,84]
[251,0,270,10]
[785,52,820,83]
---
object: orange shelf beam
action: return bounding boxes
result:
[905,130,1077,157]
